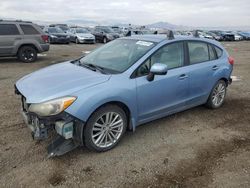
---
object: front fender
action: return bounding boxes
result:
[65,77,138,129]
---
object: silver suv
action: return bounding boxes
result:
[0,20,50,63]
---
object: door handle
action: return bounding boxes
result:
[212,65,219,70]
[179,74,188,80]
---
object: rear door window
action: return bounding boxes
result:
[0,24,20,35]
[188,41,209,64]
[20,24,40,35]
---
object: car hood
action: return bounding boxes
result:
[16,62,111,103]
[76,33,94,38]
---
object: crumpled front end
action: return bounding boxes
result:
[15,85,84,158]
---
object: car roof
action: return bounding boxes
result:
[123,34,223,47]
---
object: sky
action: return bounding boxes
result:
[0,0,250,27]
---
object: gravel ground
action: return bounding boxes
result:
[0,41,249,188]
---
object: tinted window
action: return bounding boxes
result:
[20,24,39,35]
[208,45,216,60]
[137,42,184,76]
[188,42,209,64]
[215,46,223,58]
[0,24,19,35]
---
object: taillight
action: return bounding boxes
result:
[228,56,234,65]
[41,35,49,43]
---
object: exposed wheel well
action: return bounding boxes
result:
[17,44,38,55]
[220,77,229,86]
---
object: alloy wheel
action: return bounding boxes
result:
[91,112,124,148]
[212,82,226,107]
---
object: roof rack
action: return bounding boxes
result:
[0,19,32,23]
[153,30,175,40]
[193,30,200,38]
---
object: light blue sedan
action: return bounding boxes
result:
[15,33,234,157]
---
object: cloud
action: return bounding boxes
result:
[0,0,249,26]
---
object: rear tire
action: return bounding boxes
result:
[84,105,127,152]
[206,80,227,109]
[17,46,37,63]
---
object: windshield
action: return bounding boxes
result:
[76,28,88,33]
[101,27,114,33]
[59,26,69,31]
[79,39,155,73]
[48,27,63,33]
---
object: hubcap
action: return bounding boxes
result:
[91,112,124,148]
[212,83,226,107]
[22,50,34,61]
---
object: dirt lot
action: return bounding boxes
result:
[0,41,250,188]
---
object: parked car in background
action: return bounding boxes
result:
[111,26,124,36]
[229,32,243,41]
[220,32,235,41]
[238,32,250,40]
[92,26,120,43]
[125,29,144,36]
[44,27,70,44]
[68,27,95,44]
[0,20,49,63]
[15,32,234,156]
[49,24,70,33]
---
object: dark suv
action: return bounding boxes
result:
[0,20,49,63]
[92,26,120,43]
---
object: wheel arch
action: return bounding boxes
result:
[16,44,39,55]
[86,101,133,131]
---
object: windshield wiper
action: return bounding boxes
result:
[81,62,107,74]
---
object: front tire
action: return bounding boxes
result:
[17,46,37,63]
[84,105,127,152]
[206,80,227,109]
[103,37,107,44]
[75,37,79,44]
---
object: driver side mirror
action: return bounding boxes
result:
[147,63,168,81]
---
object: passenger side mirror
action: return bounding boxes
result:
[147,63,168,81]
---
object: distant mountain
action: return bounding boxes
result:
[145,21,191,30]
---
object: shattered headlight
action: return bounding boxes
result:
[29,96,76,116]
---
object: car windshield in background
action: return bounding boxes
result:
[79,39,155,73]
[59,26,68,31]
[48,27,63,33]
[102,28,114,33]
[76,28,88,33]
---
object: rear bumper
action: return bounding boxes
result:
[40,44,50,52]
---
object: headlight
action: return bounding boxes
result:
[29,96,76,117]
[66,35,70,38]
[106,34,113,39]
[50,35,57,38]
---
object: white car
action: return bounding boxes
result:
[233,33,243,41]
[69,28,95,44]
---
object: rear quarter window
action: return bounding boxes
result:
[214,46,223,58]
[20,24,40,35]
[0,24,20,35]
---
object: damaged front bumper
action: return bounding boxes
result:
[16,87,85,157]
